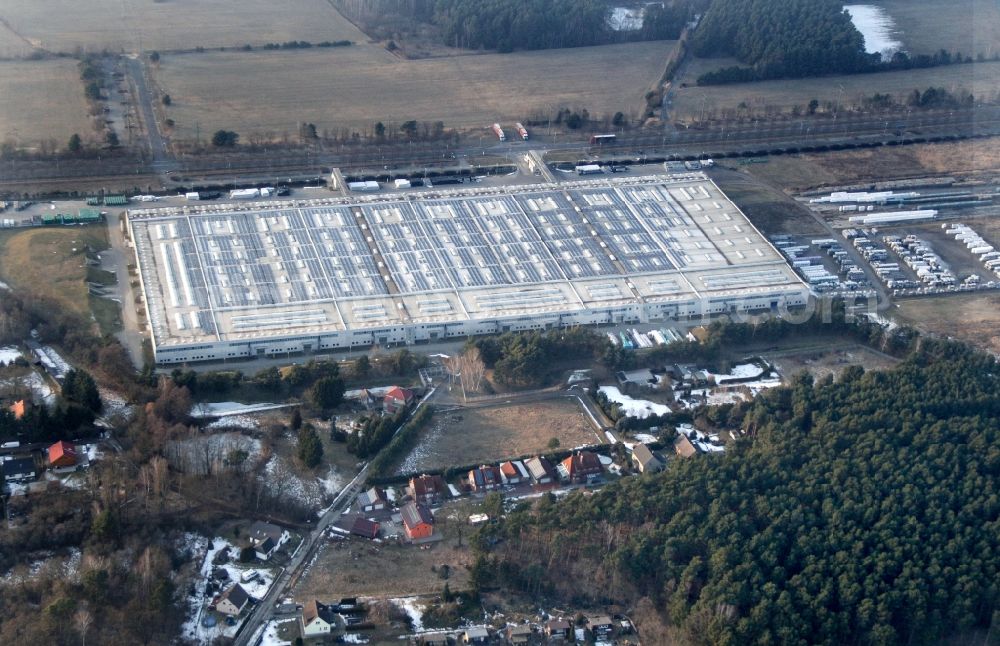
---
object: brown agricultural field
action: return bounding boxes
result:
[293,504,476,600]
[394,397,601,475]
[0,225,109,320]
[0,21,33,59]
[876,0,1000,57]
[896,292,1000,354]
[0,0,366,54]
[744,138,1000,192]
[0,59,92,146]
[152,41,677,140]
[671,61,1000,121]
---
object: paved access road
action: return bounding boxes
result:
[233,388,437,646]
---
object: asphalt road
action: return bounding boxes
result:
[233,387,437,646]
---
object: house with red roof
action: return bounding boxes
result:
[559,451,604,483]
[383,386,415,414]
[48,441,78,469]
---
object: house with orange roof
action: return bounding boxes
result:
[48,441,78,469]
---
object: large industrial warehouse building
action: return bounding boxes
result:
[127,174,809,364]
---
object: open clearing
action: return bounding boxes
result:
[153,41,676,139]
[294,508,474,599]
[395,398,599,475]
[711,169,825,236]
[671,61,1000,120]
[0,0,365,55]
[877,0,1000,57]
[744,138,1000,191]
[896,292,1000,354]
[0,226,109,320]
[769,345,899,381]
[0,59,91,145]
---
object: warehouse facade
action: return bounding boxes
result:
[128,174,809,364]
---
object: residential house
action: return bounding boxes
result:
[301,599,339,638]
[506,623,533,644]
[463,626,490,644]
[468,465,503,492]
[631,443,663,473]
[215,583,251,616]
[409,474,446,504]
[544,618,572,641]
[401,501,434,540]
[415,631,454,646]
[587,615,614,638]
[253,537,276,561]
[499,460,526,485]
[674,434,698,458]
[524,456,556,485]
[9,399,26,420]
[48,441,78,469]
[332,514,380,540]
[383,386,415,414]
[2,456,36,483]
[560,451,603,483]
[248,521,288,560]
[356,486,387,512]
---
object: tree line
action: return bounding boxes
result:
[473,337,1000,644]
[690,0,870,82]
[335,0,702,52]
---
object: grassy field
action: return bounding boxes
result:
[0,59,91,145]
[896,292,1000,354]
[0,0,366,55]
[394,398,600,475]
[153,41,676,139]
[770,345,899,381]
[0,226,109,320]
[671,61,1000,120]
[744,138,1000,191]
[0,21,33,59]
[294,503,476,600]
[877,0,1000,57]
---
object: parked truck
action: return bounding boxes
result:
[515,122,529,140]
[492,123,506,142]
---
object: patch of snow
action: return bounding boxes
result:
[96,387,135,426]
[598,454,613,466]
[632,432,657,444]
[393,597,425,632]
[343,635,369,644]
[0,370,56,406]
[598,386,670,418]
[844,4,903,59]
[180,534,277,644]
[676,424,726,453]
[206,413,261,430]
[191,401,293,418]
[0,346,21,365]
[712,363,765,383]
[259,620,291,646]
[0,280,9,290]
[343,386,394,400]
[260,456,332,513]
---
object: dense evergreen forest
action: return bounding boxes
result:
[335,0,698,51]
[475,340,1000,644]
[690,0,872,81]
